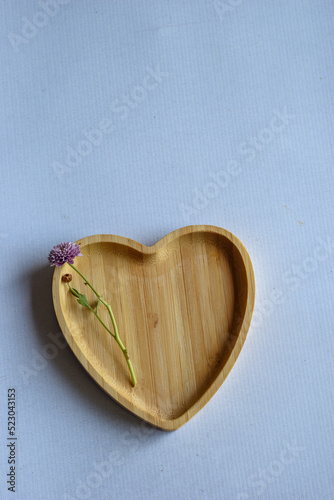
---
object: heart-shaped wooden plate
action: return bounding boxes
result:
[52,225,255,430]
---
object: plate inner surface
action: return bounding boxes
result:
[59,232,248,421]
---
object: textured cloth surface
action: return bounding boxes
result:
[0,1,333,499]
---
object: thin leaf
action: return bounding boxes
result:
[77,294,90,308]
[69,287,80,298]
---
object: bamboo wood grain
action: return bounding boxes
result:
[52,225,255,430]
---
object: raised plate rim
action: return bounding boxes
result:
[52,225,255,430]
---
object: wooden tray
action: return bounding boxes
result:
[52,225,255,430]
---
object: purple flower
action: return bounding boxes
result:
[48,242,82,267]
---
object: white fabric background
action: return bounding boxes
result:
[0,1,333,499]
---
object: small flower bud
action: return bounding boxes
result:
[62,273,72,283]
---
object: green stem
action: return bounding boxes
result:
[96,291,137,387]
[67,283,115,338]
[89,309,116,339]
[68,263,137,386]
[69,263,100,298]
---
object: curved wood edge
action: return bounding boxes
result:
[52,226,255,431]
